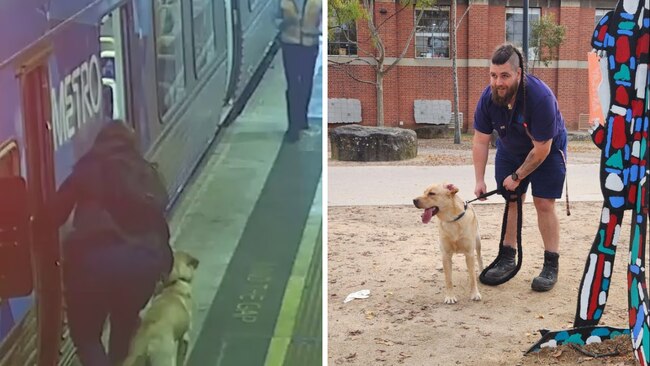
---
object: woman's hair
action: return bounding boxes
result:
[74,119,140,173]
[93,120,138,153]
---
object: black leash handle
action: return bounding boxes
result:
[466,188,501,205]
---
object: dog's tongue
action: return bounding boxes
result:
[421,207,436,224]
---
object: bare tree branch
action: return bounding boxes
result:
[357,0,412,54]
[330,13,376,59]
[375,2,411,32]
[328,56,376,67]
[383,7,424,74]
[328,61,377,85]
[363,0,385,66]
[340,28,375,59]
[376,33,385,66]
[455,2,472,32]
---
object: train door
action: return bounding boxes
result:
[224,0,243,107]
[0,145,34,365]
[19,59,62,366]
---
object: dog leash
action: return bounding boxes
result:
[449,189,502,223]
[479,190,524,286]
[464,189,501,207]
[560,149,571,216]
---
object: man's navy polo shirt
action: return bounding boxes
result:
[473,74,567,156]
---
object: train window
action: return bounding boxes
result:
[100,9,128,121]
[192,0,217,75]
[0,141,20,177]
[248,0,260,12]
[154,0,187,117]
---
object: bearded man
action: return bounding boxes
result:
[472,43,568,291]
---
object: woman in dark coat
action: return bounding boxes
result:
[49,120,173,366]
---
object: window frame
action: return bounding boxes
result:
[99,6,131,125]
[594,8,611,28]
[191,0,218,77]
[152,0,188,121]
[505,7,541,61]
[414,6,451,59]
[328,14,358,56]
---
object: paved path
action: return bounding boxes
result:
[328,164,602,206]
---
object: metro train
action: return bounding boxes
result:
[0,0,281,364]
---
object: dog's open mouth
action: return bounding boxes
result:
[421,207,439,223]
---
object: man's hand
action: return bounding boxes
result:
[475,181,488,201]
[502,175,521,192]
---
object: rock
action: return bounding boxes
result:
[415,126,449,139]
[330,125,417,161]
[567,131,591,141]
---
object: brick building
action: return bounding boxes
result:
[328,0,617,131]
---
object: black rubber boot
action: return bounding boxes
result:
[531,251,559,292]
[483,246,517,284]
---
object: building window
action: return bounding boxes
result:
[505,7,541,60]
[154,0,186,118]
[192,0,217,75]
[100,8,128,122]
[415,7,450,59]
[595,8,610,28]
[328,14,357,56]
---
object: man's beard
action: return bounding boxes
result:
[491,81,519,108]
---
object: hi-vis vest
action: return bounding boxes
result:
[277,0,321,46]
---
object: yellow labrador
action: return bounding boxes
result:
[413,183,483,304]
[123,251,200,366]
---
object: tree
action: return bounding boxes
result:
[451,0,472,143]
[328,0,435,127]
[530,14,566,71]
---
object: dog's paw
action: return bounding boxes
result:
[470,292,482,301]
[444,295,458,304]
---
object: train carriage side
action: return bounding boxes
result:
[223,0,280,110]
[0,0,281,364]
[135,0,231,200]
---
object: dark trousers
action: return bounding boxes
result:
[63,242,170,366]
[281,42,319,135]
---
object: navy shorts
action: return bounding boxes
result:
[495,143,567,199]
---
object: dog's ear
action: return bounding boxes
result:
[445,184,459,195]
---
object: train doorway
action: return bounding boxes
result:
[20,59,62,366]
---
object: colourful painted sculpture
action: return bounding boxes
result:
[528,0,649,363]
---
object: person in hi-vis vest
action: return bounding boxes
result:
[276,0,321,142]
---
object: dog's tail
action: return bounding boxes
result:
[468,204,479,230]
[469,205,484,271]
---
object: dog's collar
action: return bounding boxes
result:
[164,276,192,288]
[447,202,468,223]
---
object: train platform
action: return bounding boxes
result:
[166,41,323,366]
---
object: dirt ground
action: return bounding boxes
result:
[327,135,640,365]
